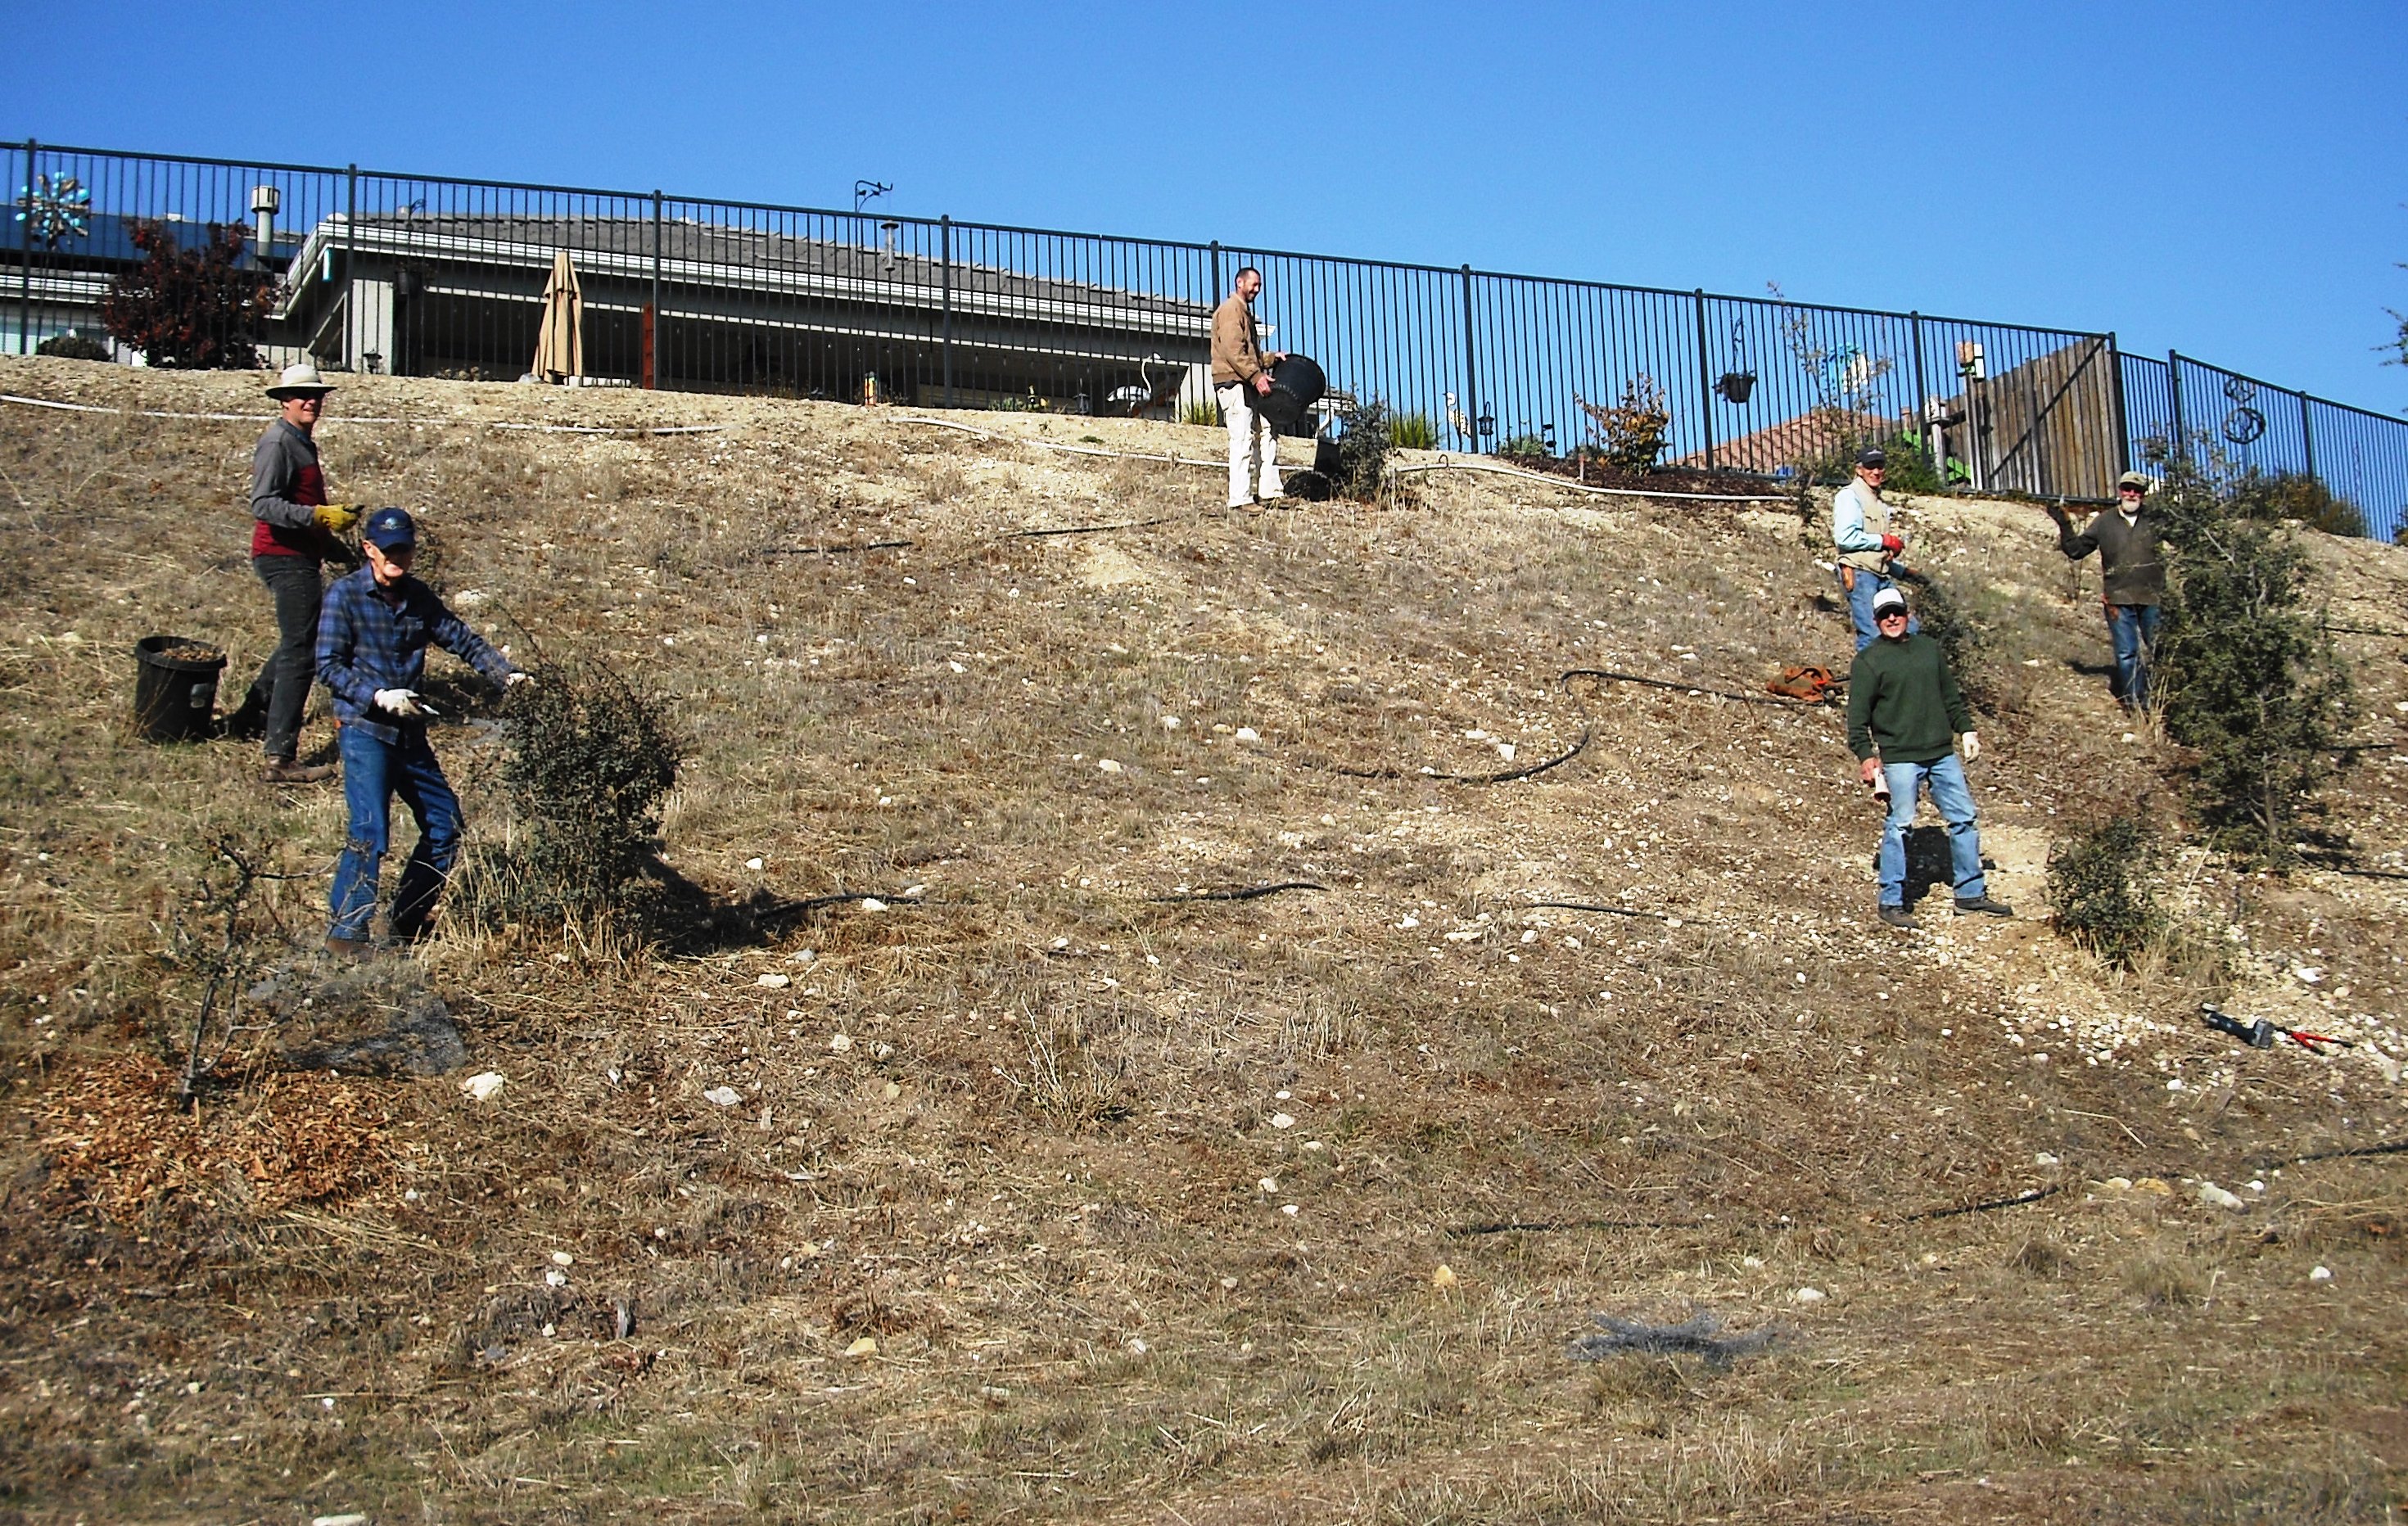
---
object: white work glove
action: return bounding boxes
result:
[504,670,535,690]
[1959,731,1981,763]
[373,688,430,718]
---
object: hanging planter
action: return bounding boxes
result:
[1713,318,1754,404]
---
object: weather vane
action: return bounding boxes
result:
[15,172,91,250]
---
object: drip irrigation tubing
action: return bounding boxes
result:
[897,413,1223,470]
[2262,1137,2408,1168]
[1145,881,1326,904]
[1527,900,1707,926]
[763,540,914,557]
[1007,516,1177,540]
[1392,457,1799,504]
[1305,666,1823,786]
[1,392,725,434]
[1901,1184,2066,1222]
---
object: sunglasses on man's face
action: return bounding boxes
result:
[1877,610,1909,621]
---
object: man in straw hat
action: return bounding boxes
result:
[2047,472,2166,711]
[222,362,363,783]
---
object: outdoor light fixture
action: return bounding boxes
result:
[250,184,279,265]
[1476,409,1495,440]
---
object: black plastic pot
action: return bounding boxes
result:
[1258,354,1326,433]
[1715,370,1756,404]
[133,635,227,743]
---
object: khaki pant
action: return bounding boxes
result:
[1218,382,1282,507]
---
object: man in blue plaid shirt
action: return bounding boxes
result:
[315,508,528,955]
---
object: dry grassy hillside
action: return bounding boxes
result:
[0,354,2404,1524]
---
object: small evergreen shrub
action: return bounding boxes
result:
[2151,461,2355,861]
[2046,817,2162,969]
[2227,469,2368,539]
[36,332,111,362]
[1328,397,1398,502]
[463,660,683,929]
[1387,411,1439,449]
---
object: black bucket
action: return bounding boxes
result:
[1258,354,1326,433]
[133,635,228,743]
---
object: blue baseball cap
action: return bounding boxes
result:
[362,507,417,550]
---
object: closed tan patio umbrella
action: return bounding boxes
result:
[531,249,584,382]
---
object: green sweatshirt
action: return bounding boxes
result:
[1846,631,1972,764]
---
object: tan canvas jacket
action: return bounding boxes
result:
[1210,295,1266,386]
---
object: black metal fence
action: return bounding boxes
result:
[8,138,2404,536]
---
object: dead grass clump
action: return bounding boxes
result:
[2007,1235,2072,1277]
[33,1054,392,1217]
[2124,1251,2209,1307]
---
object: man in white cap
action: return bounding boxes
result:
[1847,584,2013,930]
[222,362,360,782]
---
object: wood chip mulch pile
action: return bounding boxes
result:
[30,1055,394,1217]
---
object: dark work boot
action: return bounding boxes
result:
[1877,904,1918,931]
[1954,894,2016,917]
[220,694,267,741]
[264,758,337,784]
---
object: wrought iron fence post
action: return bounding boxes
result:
[2298,388,2315,484]
[941,214,954,408]
[2108,332,2130,478]
[18,139,36,355]
[646,190,662,390]
[1209,241,1221,303]
[2166,350,2185,469]
[1692,289,1716,471]
[1459,264,1480,454]
[1909,312,1928,454]
[343,164,357,371]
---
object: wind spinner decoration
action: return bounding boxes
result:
[15,172,91,249]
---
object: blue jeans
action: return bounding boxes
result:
[328,724,463,941]
[1840,568,1916,652]
[1878,753,1986,907]
[2107,603,2160,708]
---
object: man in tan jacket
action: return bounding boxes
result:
[1210,267,1285,509]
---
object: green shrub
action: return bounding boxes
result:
[1329,397,1398,502]
[1498,432,1551,462]
[1877,429,1966,494]
[2046,817,2163,968]
[1898,570,1991,711]
[1387,411,1439,449]
[1574,376,1670,475]
[2227,470,2368,539]
[2150,461,2355,862]
[36,332,111,362]
[463,659,683,928]
[1178,398,1220,428]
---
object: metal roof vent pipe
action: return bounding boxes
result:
[250,184,280,269]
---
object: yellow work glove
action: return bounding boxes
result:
[312,503,361,535]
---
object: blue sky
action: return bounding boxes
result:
[10,0,2405,411]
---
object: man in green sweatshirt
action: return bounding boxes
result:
[1846,585,2014,930]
